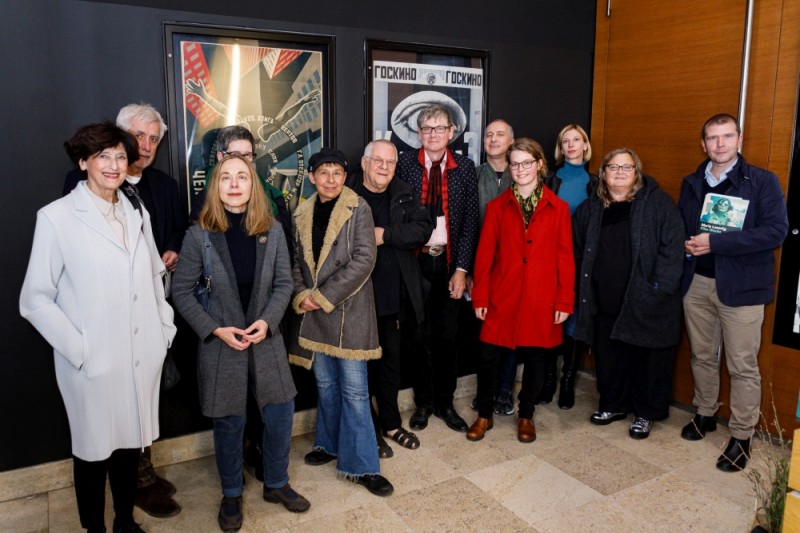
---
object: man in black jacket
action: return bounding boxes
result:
[63,103,185,518]
[347,139,434,457]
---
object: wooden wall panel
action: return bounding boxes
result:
[592,0,800,437]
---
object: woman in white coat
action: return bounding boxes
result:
[19,123,176,533]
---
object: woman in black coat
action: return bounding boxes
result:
[572,148,684,439]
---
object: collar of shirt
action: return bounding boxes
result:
[126,175,142,185]
[424,151,447,171]
[704,156,738,187]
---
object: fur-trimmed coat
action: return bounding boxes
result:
[289,187,381,367]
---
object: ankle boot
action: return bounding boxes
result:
[535,352,557,404]
[557,337,580,409]
[717,436,751,472]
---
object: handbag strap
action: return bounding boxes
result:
[202,230,212,291]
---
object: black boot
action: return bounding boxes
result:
[557,337,580,409]
[535,351,557,404]
[717,436,751,472]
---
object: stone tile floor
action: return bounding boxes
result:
[1,375,766,532]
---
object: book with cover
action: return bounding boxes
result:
[698,193,749,234]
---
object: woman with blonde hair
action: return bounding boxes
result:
[173,155,309,531]
[468,138,575,444]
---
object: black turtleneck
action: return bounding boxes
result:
[224,210,256,314]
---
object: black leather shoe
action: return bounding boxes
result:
[304,449,336,466]
[680,414,717,441]
[218,496,243,532]
[263,483,310,513]
[409,406,433,430]
[354,474,394,496]
[134,483,181,518]
[589,411,627,425]
[717,437,750,472]
[433,406,468,432]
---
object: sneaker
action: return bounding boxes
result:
[263,483,310,513]
[304,449,336,466]
[629,417,652,439]
[494,391,515,416]
[589,411,627,425]
[217,496,243,532]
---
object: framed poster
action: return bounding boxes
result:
[366,40,490,164]
[772,81,800,350]
[164,23,334,214]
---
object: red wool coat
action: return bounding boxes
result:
[472,186,575,349]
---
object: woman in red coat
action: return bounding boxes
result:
[467,138,575,443]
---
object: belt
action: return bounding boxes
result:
[421,245,445,257]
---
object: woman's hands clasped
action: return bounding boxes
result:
[213,319,270,350]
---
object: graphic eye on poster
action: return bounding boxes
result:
[164,24,334,214]
[366,41,490,164]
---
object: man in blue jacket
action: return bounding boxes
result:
[678,113,788,472]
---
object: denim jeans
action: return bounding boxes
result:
[212,399,294,497]
[312,352,379,478]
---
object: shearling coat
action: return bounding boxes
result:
[172,222,296,418]
[472,186,575,349]
[289,187,381,367]
[572,175,684,349]
[19,181,176,461]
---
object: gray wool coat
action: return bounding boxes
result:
[289,187,381,368]
[172,222,296,418]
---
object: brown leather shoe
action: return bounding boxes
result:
[518,418,536,443]
[466,416,494,441]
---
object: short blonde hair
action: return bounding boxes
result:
[199,155,273,235]
[554,124,592,166]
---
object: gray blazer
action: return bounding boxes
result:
[172,222,296,418]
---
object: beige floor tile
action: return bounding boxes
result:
[531,498,648,533]
[286,500,409,533]
[610,471,753,532]
[0,493,48,533]
[466,453,603,524]
[535,434,667,495]
[388,477,527,533]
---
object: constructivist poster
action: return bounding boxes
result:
[368,43,489,164]
[165,26,332,214]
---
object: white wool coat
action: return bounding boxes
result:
[19,182,176,461]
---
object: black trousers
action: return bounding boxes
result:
[477,342,546,419]
[73,448,139,531]
[593,312,676,420]
[368,314,403,432]
[413,254,460,410]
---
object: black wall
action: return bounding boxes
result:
[0,0,596,471]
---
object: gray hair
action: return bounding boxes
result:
[487,119,514,139]
[364,139,398,159]
[116,103,167,139]
[416,103,453,128]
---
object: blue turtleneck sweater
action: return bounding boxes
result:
[556,161,590,215]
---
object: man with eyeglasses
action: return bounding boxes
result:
[346,139,433,457]
[395,103,480,433]
[678,113,788,472]
[63,102,185,519]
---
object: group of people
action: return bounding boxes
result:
[19,100,787,533]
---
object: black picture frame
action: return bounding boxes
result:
[365,40,490,164]
[163,23,335,214]
[772,81,800,350]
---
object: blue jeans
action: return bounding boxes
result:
[312,352,379,478]
[212,399,294,497]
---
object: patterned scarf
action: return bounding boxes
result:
[513,181,543,227]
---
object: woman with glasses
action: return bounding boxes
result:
[172,155,309,531]
[537,124,598,409]
[467,138,575,444]
[572,148,684,439]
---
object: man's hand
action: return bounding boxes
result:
[162,251,179,272]
[685,233,711,256]
[449,270,466,299]
[374,227,385,246]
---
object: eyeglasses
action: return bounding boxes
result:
[509,159,537,170]
[367,156,397,167]
[606,164,635,173]
[419,125,451,135]
[315,169,345,179]
[221,151,256,162]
